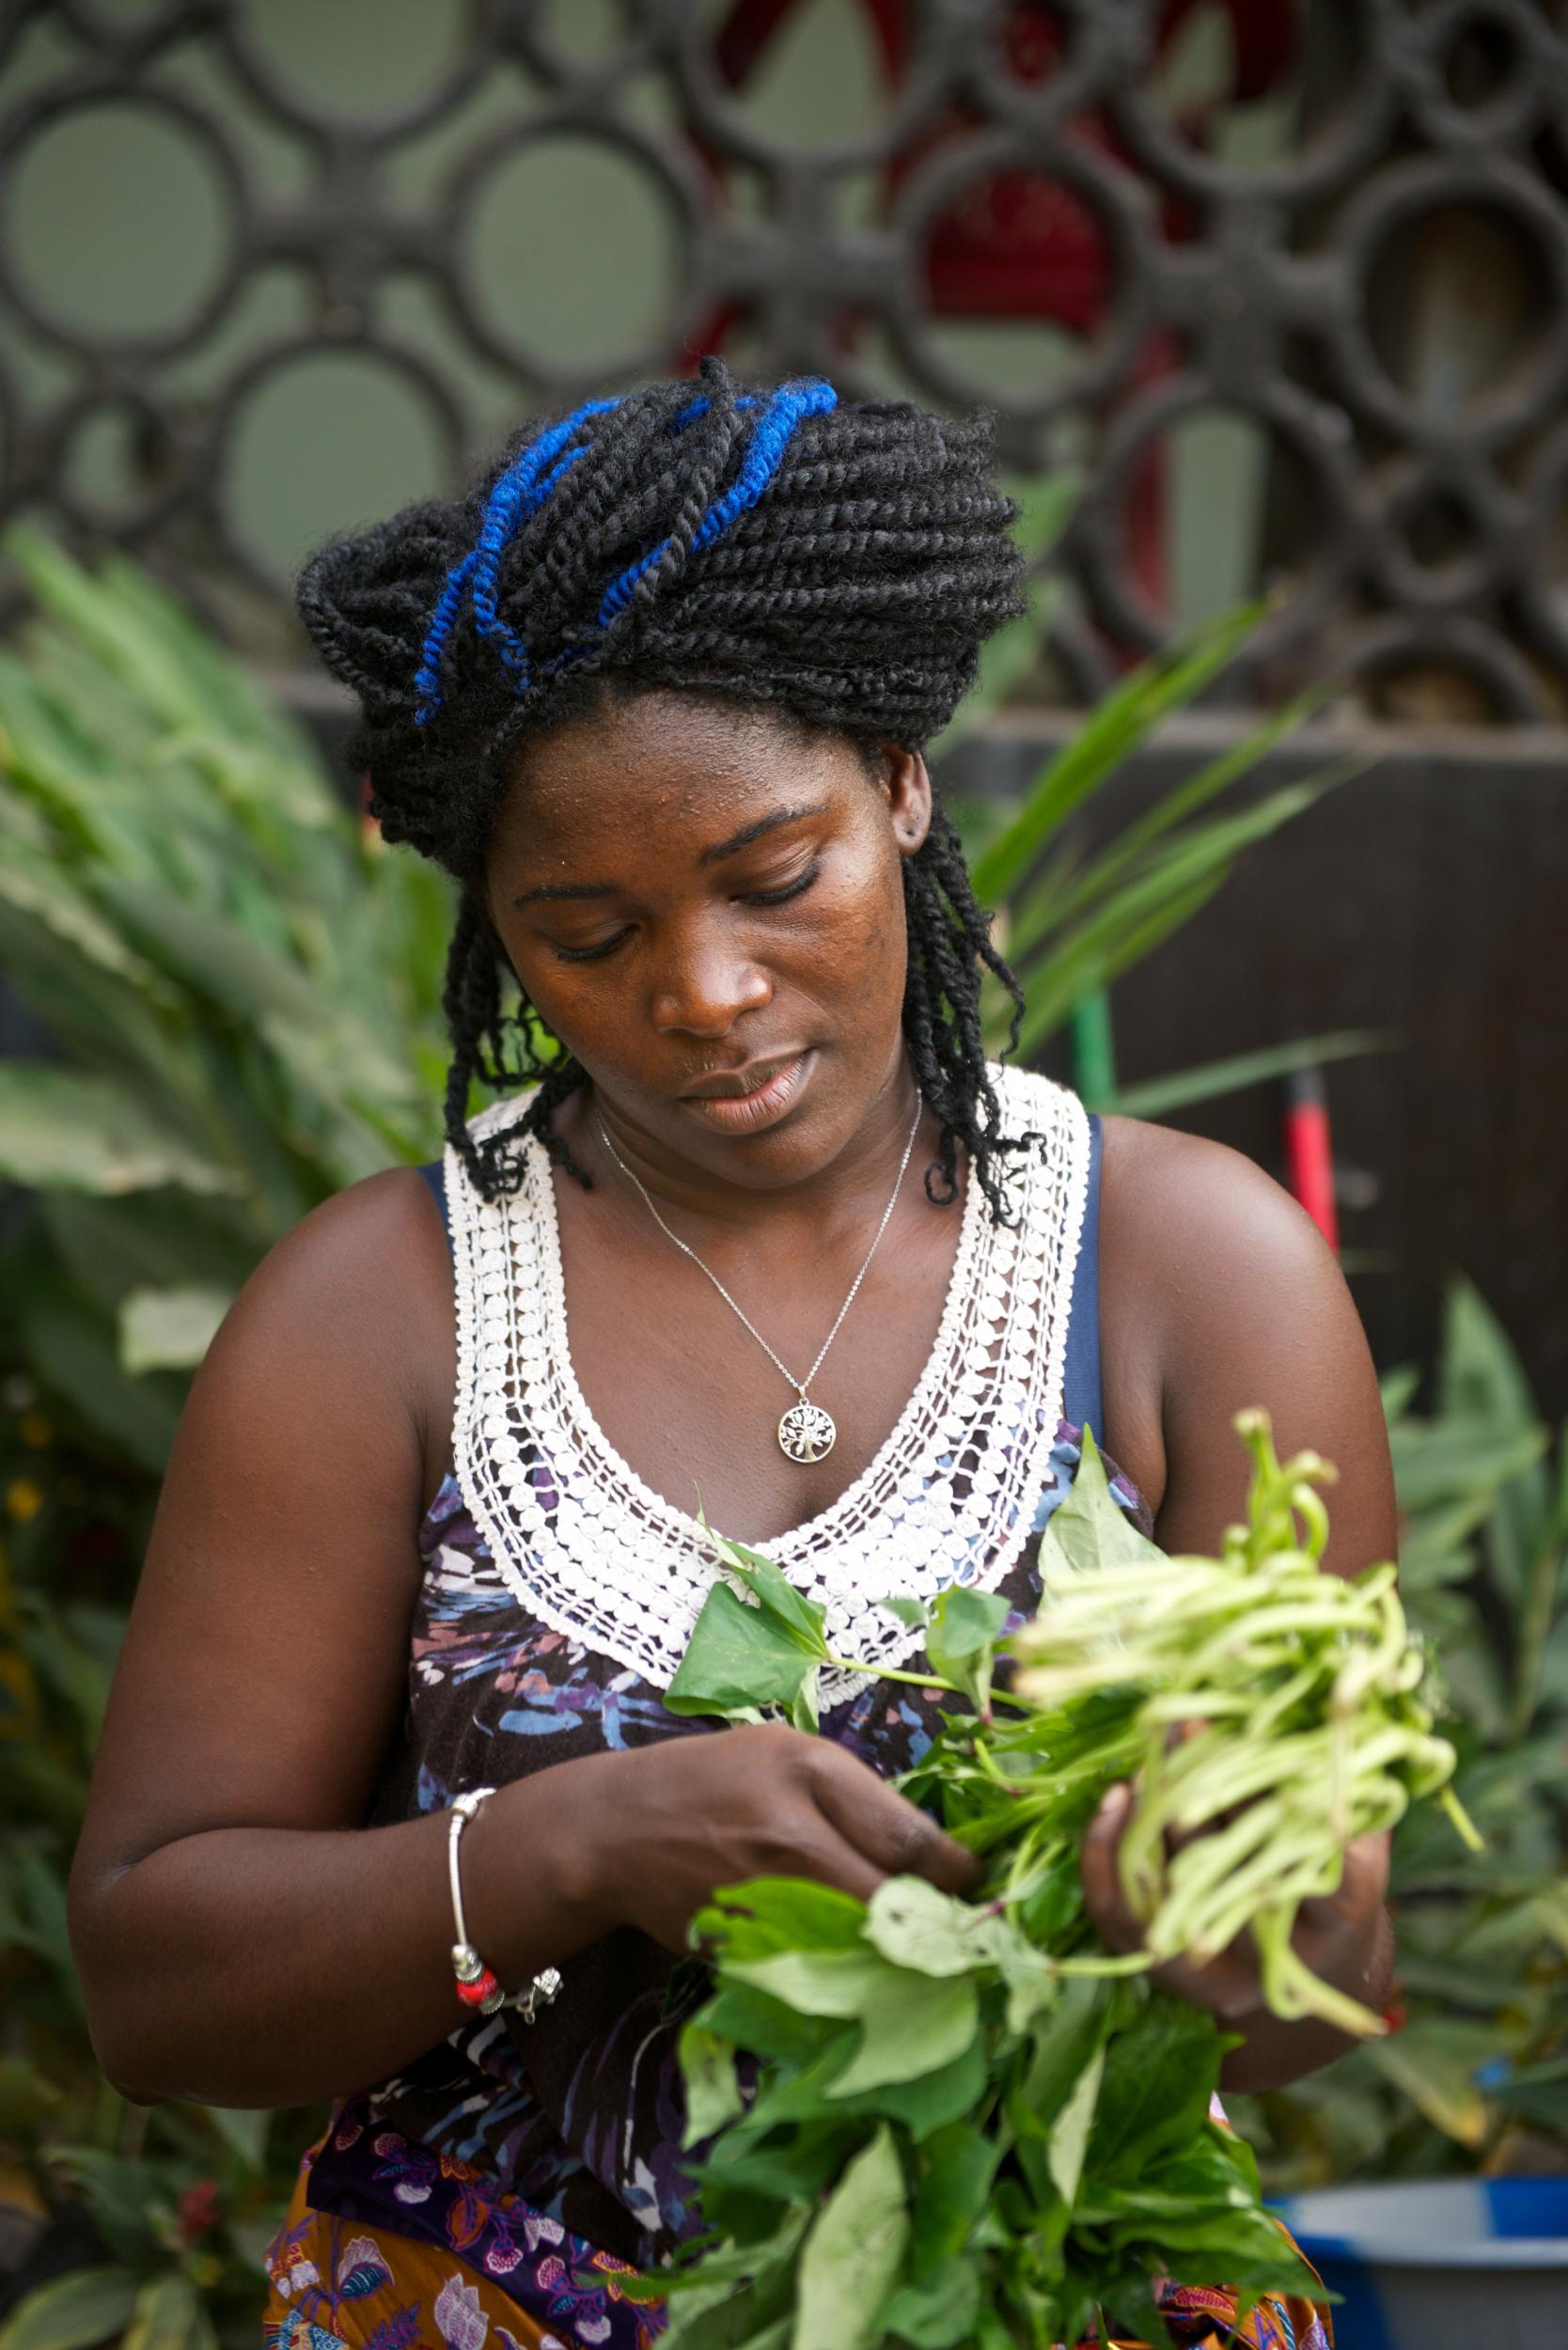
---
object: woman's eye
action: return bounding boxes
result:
[745,865,819,908]
[551,930,631,964]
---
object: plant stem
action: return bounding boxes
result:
[823,1651,954,1693]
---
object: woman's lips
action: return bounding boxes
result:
[678,1051,813,1135]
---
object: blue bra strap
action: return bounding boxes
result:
[416,1159,452,1257]
[1059,1111,1104,1443]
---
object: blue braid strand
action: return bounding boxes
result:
[415,396,619,721]
[413,379,836,723]
[691,379,836,552]
[669,390,760,431]
[413,549,477,724]
[597,379,835,627]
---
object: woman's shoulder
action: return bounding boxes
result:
[1094,1111,1386,1547]
[243,1166,451,1320]
[1097,1112,1332,1281]
[189,1167,456,1493]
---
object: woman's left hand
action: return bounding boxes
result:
[1079,1778,1392,2025]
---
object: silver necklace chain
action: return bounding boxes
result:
[596,1089,922,1462]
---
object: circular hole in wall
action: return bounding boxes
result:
[7,100,234,343]
[224,348,451,583]
[1361,196,1554,420]
[463,133,682,370]
[1106,403,1326,634]
[1443,11,1522,109]
[689,0,894,151]
[1141,0,1359,176]
[240,0,470,119]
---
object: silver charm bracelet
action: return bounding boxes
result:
[447,1787,563,2024]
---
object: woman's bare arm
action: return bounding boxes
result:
[68,1169,973,2109]
[66,1170,612,2106]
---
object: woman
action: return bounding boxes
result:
[69,363,1392,2349]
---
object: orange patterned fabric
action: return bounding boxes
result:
[263,2122,1331,2350]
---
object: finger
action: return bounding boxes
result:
[809,1747,981,1895]
[1151,1941,1263,2023]
[1080,1784,1143,1952]
[1294,1828,1392,1935]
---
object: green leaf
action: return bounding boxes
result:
[10,1263,184,1473]
[1046,2040,1105,2205]
[723,1945,979,2096]
[724,1947,907,2021]
[1104,1030,1387,1122]
[699,1878,871,1960]
[1008,774,1326,971]
[0,844,175,1002]
[118,1284,232,1373]
[1089,1995,1224,2173]
[863,1875,1011,1979]
[124,2275,216,2350]
[41,1189,257,1318]
[0,1066,241,1197]
[1014,1979,1112,2134]
[1038,1426,1162,1585]
[1012,870,1229,1060]
[971,603,1262,903]
[1074,687,1329,874]
[924,1587,1011,1714]
[48,2148,169,2262]
[877,2260,980,2348]
[0,2266,139,2350]
[201,2102,271,2175]
[696,1984,839,2069]
[659,2207,812,2350]
[665,1582,823,1722]
[1364,2017,1497,2146]
[709,1533,833,1657]
[828,1972,979,2098]
[682,2020,746,2148]
[792,2125,908,2350]
[825,2033,990,2143]
[907,2120,999,2281]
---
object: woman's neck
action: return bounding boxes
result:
[556,1053,936,1246]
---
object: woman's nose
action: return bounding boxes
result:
[648,928,771,1037]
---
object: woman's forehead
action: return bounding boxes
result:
[499,691,870,846]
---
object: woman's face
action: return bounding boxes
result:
[483,689,932,1187]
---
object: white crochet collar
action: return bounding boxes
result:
[447,1062,1090,1700]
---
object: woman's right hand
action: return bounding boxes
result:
[525,1725,982,1955]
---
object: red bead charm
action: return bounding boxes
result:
[454,1966,500,2009]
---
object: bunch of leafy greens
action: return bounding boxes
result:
[642,1419,1472,2349]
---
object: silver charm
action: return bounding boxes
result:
[778,1398,837,1464]
[512,1966,563,2025]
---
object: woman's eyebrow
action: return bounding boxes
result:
[512,880,616,911]
[697,802,827,867]
[513,802,829,909]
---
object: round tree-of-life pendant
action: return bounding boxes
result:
[778,1399,837,1464]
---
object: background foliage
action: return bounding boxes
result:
[0,545,1561,2346]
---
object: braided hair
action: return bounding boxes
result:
[297,358,1035,1217]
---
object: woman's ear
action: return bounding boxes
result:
[881,744,933,857]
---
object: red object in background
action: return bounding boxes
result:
[1283,1063,1340,1255]
[688,1,1301,619]
[177,2180,222,2245]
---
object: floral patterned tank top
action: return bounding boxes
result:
[310,1066,1149,2271]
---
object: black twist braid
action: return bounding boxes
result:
[297,357,1038,1214]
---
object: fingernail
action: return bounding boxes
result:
[1098,1784,1132,1827]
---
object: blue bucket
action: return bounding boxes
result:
[1275,2176,1568,2349]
